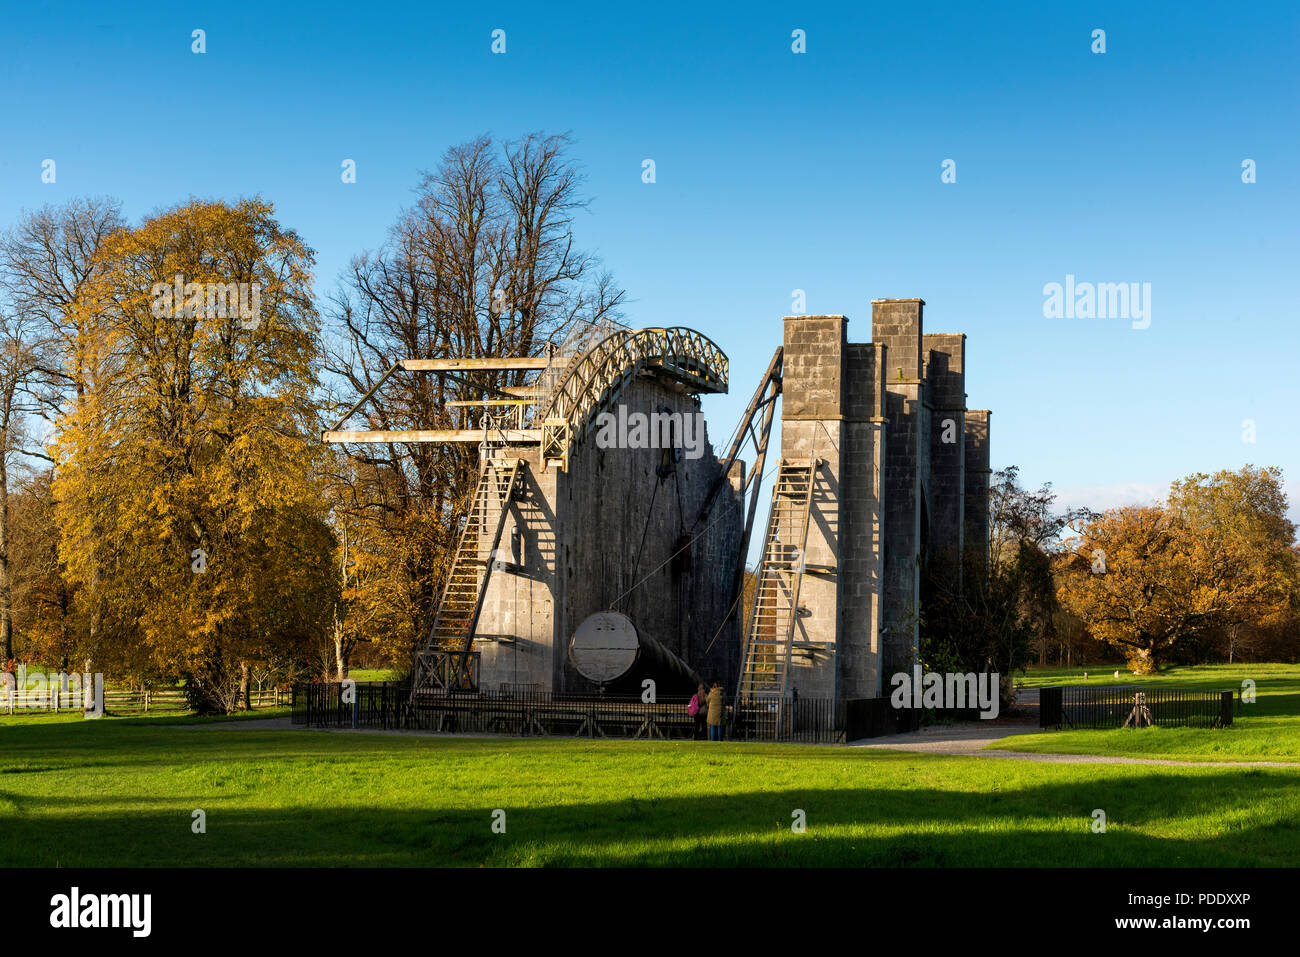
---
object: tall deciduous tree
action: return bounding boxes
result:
[9,470,80,667]
[1057,466,1297,674]
[51,198,334,711]
[324,132,624,663]
[0,198,126,666]
[0,310,39,662]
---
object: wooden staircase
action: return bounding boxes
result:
[734,458,818,736]
[413,458,524,694]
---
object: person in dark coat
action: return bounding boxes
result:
[706,681,725,741]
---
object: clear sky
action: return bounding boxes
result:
[3,0,1296,523]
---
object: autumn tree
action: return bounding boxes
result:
[8,470,81,668]
[51,198,334,711]
[323,132,624,664]
[312,447,416,678]
[1057,466,1298,674]
[0,198,126,666]
[0,308,40,662]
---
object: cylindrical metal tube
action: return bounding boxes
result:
[569,611,702,695]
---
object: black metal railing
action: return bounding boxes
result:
[410,689,702,739]
[844,697,930,739]
[292,682,1002,743]
[291,681,407,730]
[293,682,706,738]
[730,695,845,744]
[728,696,952,743]
[1039,685,1234,730]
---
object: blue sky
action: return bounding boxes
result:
[3,0,1297,523]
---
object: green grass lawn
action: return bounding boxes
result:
[1001,663,1300,762]
[1014,662,1298,690]
[346,668,402,682]
[2,716,1297,867]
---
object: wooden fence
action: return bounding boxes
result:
[102,688,287,713]
[4,684,288,714]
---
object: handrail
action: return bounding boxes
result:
[538,326,729,467]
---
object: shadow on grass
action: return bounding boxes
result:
[3,770,1297,868]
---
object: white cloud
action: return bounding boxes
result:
[1051,482,1166,514]
[1052,479,1300,530]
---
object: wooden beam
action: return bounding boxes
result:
[445,399,535,407]
[327,362,403,434]
[328,365,529,432]
[400,357,550,371]
[323,429,542,444]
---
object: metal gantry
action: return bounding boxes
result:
[538,326,729,470]
[322,327,729,474]
[324,326,732,704]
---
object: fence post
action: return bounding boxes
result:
[1040,687,1061,729]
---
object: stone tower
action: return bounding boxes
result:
[775,299,991,702]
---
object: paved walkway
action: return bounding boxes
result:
[849,723,1040,754]
[849,722,1300,767]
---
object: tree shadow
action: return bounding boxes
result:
[4,769,1297,868]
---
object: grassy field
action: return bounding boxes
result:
[1014,662,1297,690]
[346,668,403,682]
[2,713,1298,867]
[1002,663,1300,763]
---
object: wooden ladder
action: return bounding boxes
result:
[734,458,818,737]
[427,457,524,653]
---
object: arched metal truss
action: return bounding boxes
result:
[538,326,729,469]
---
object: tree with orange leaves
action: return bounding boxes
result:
[50,198,335,711]
[1057,466,1297,674]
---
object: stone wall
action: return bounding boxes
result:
[472,448,559,691]
[778,317,890,700]
[923,333,966,586]
[841,341,886,698]
[963,410,992,568]
[872,299,926,681]
[775,299,990,703]
[780,316,847,699]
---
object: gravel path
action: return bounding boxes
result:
[848,722,1300,767]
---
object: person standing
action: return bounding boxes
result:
[706,680,725,741]
[689,683,707,740]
